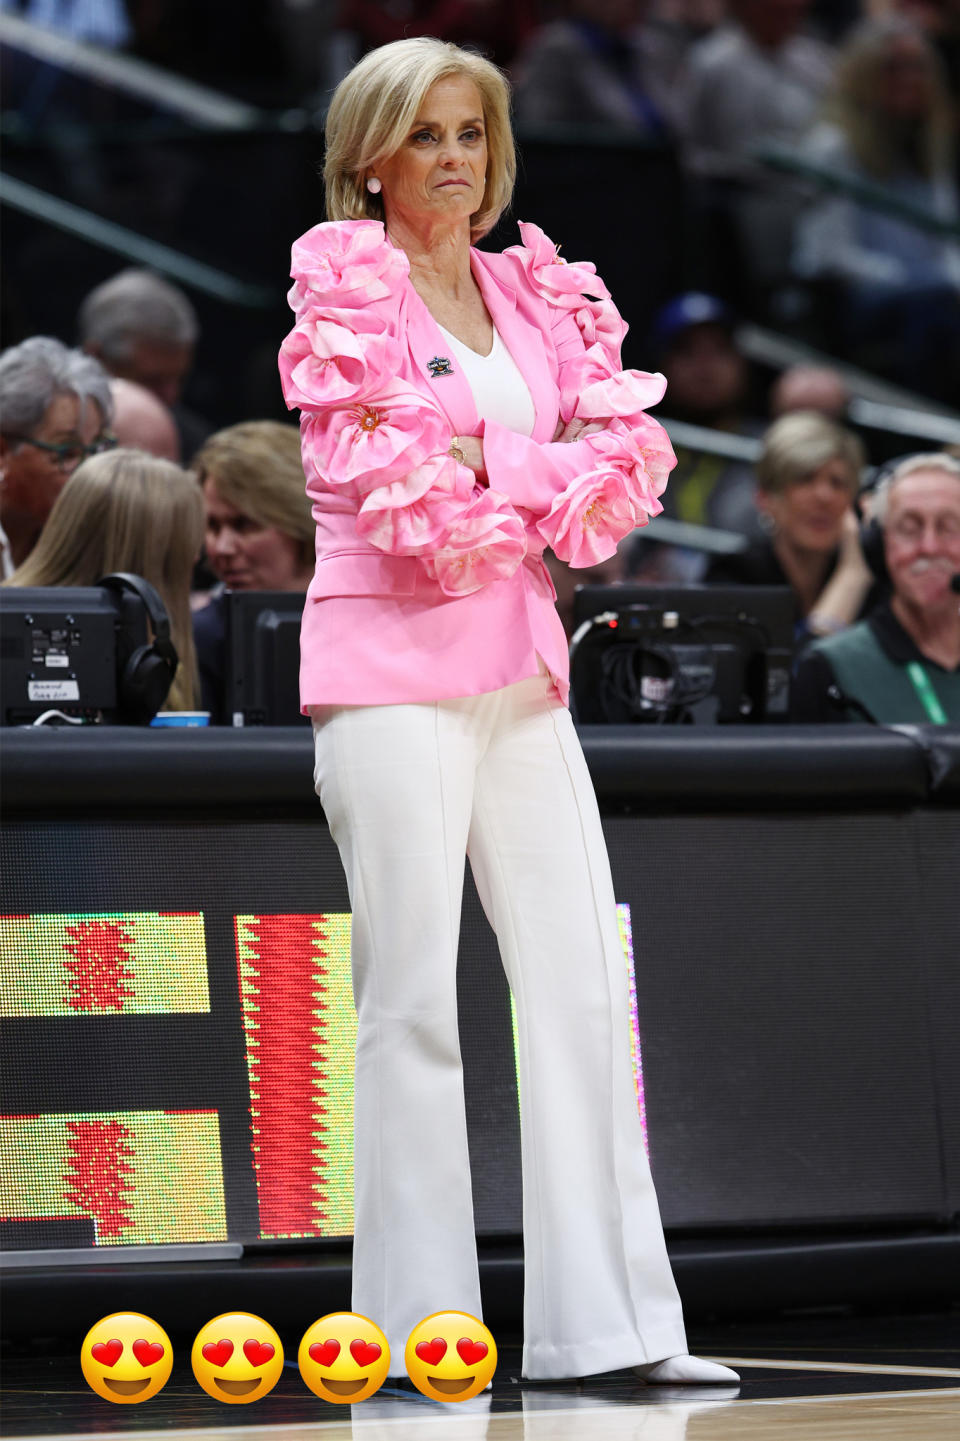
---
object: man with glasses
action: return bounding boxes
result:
[0,336,114,575]
[792,453,960,722]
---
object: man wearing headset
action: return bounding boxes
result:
[791,452,960,724]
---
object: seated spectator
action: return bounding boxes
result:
[4,449,203,711]
[792,452,960,720]
[512,0,679,136]
[191,421,314,722]
[110,379,180,461]
[770,364,851,420]
[681,0,834,292]
[78,268,212,459]
[864,0,960,109]
[705,411,872,638]
[792,18,960,400]
[0,337,113,578]
[641,293,765,582]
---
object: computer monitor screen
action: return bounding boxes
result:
[225,591,307,727]
[570,584,797,724]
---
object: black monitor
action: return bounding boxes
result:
[570,584,797,724]
[0,585,152,725]
[225,590,308,727]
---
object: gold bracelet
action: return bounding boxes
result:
[448,436,465,465]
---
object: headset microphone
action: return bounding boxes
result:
[827,685,877,725]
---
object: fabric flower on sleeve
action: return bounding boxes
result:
[558,345,667,425]
[300,384,450,490]
[279,308,402,412]
[538,416,675,568]
[509,223,665,428]
[423,486,528,596]
[510,221,641,385]
[587,417,676,503]
[572,295,628,371]
[287,220,410,318]
[508,222,612,311]
[354,455,469,553]
[356,460,525,593]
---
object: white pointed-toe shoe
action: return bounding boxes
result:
[633,1355,740,1384]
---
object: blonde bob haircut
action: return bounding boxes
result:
[192,421,314,570]
[6,449,203,711]
[756,412,866,497]
[324,37,515,243]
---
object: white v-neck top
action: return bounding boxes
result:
[437,323,537,438]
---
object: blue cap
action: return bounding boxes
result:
[651,293,736,353]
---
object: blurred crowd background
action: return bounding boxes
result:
[2,0,959,721]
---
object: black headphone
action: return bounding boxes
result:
[98,572,179,723]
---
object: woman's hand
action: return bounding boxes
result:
[552,417,605,443]
[835,506,872,580]
[807,508,873,636]
[449,435,487,485]
[447,419,606,490]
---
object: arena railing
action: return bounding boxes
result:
[755,138,960,242]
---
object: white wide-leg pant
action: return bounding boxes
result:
[312,669,688,1379]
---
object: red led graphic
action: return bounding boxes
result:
[62,920,136,1012]
[63,1120,136,1241]
[237,916,336,1236]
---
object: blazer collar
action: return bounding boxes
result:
[402,248,557,442]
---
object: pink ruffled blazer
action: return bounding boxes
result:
[278,219,676,707]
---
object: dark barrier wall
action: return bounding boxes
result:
[1,727,958,1259]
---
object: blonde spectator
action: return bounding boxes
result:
[793,18,960,397]
[5,449,203,711]
[190,421,314,721]
[192,421,313,594]
[706,411,872,636]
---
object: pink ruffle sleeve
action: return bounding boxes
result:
[280,222,525,596]
[485,222,676,566]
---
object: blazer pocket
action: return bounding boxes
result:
[308,550,419,599]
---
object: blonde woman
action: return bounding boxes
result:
[793,17,960,396]
[280,37,737,1386]
[191,421,314,721]
[706,411,871,638]
[5,448,203,711]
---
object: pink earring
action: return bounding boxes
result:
[366,177,382,194]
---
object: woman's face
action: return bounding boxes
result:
[759,457,856,554]
[374,75,487,232]
[202,476,308,591]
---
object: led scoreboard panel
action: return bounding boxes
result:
[0,814,647,1253]
[3,723,958,1259]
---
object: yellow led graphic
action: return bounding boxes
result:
[0,913,209,1016]
[0,1111,227,1244]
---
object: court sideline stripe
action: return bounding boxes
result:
[706,1355,960,1377]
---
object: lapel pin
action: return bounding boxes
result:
[427,356,454,378]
